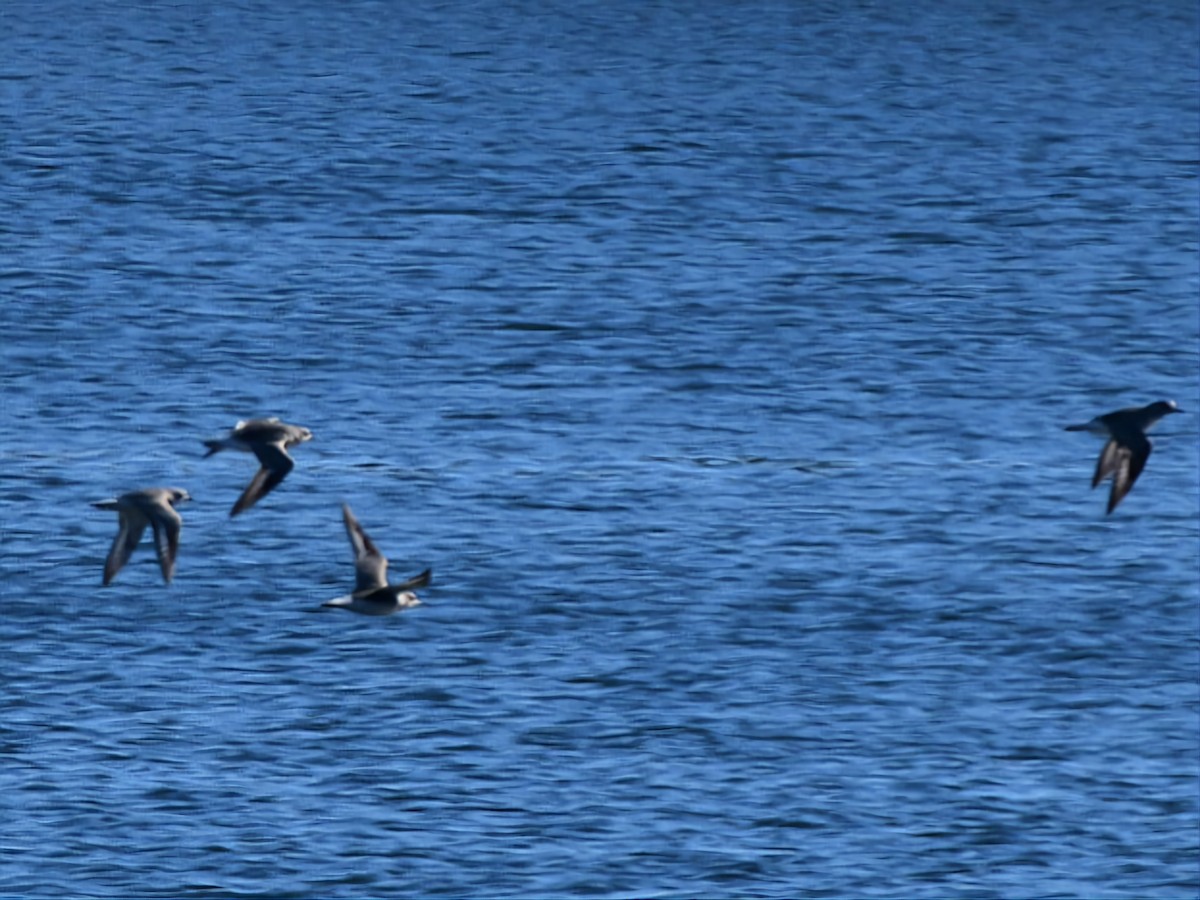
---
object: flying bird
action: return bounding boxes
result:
[203,418,313,517]
[323,503,431,616]
[1065,399,1182,514]
[93,487,191,585]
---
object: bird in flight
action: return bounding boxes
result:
[1065,399,1182,514]
[203,418,313,517]
[93,487,191,585]
[323,503,431,616]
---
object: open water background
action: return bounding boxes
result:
[1,0,1198,897]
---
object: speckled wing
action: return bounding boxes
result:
[343,504,388,593]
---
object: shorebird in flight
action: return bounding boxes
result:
[1065,399,1182,514]
[93,487,191,585]
[323,503,431,616]
[203,418,313,517]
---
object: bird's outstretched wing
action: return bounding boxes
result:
[1105,435,1151,515]
[147,501,184,583]
[230,442,295,517]
[343,503,388,592]
[104,509,147,586]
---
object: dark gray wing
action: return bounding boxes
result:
[104,509,147,586]
[391,568,432,591]
[146,499,184,584]
[231,441,294,517]
[343,504,388,592]
[1091,439,1123,488]
[1107,434,1150,515]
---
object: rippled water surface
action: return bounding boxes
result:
[2,1,1198,897]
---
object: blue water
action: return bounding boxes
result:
[2,0,1198,897]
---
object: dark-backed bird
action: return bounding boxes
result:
[1065,399,1182,514]
[323,503,431,616]
[203,418,313,517]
